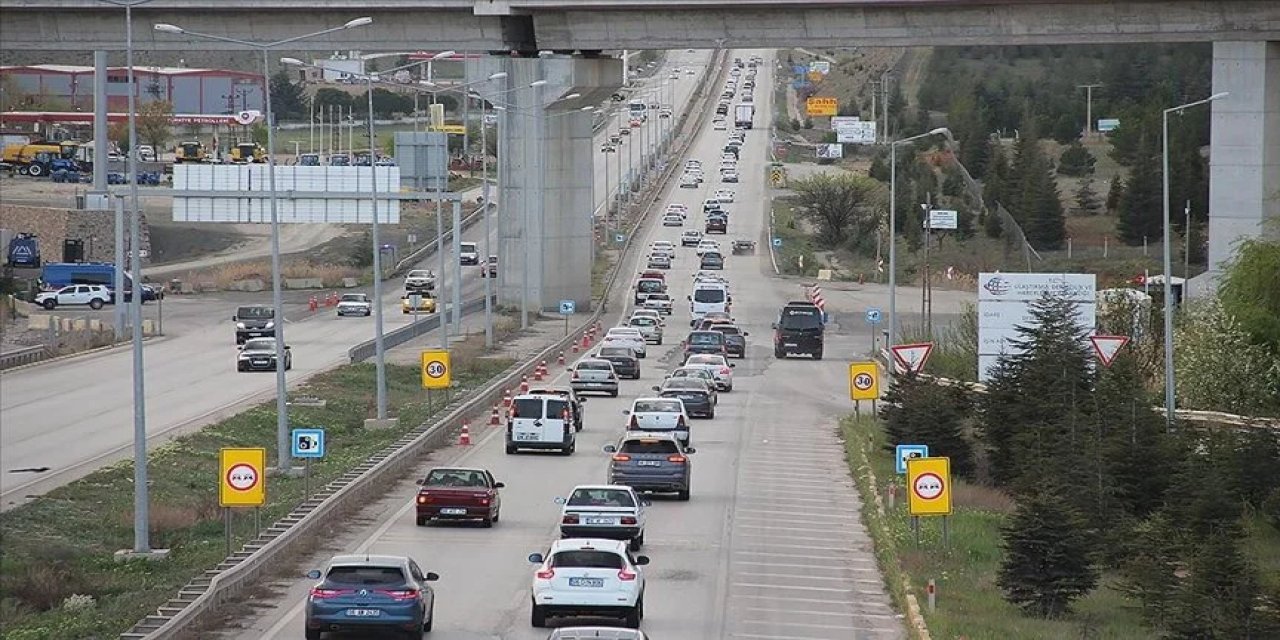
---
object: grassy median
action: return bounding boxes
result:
[839,415,1155,640]
[0,338,514,640]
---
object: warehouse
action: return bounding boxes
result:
[0,64,264,114]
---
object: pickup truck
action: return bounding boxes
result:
[414,466,504,527]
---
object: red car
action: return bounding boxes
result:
[415,467,503,527]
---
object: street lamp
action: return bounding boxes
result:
[155,16,374,472]
[888,127,950,363]
[1162,92,1227,429]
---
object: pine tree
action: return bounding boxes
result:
[1057,141,1096,177]
[1117,134,1163,245]
[880,374,976,479]
[983,138,1010,210]
[1026,161,1067,249]
[997,488,1100,618]
[1164,534,1264,639]
[1118,511,1182,627]
[1074,178,1101,216]
[1105,177,1124,216]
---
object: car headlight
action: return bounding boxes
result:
[236,322,246,329]
[264,321,275,329]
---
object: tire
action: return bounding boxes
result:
[725,385,733,393]
[286,359,293,371]
[505,444,517,454]
[629,532,644,551]
[813,352,824,361]
[774,349,785,359]
[707,408,715,419]
[41,299,57,310]
[610,390,619,398]
[17,165,29,176]
[89,298,104,310]
[481,516,493,528]
[27,164,44,177]
[531,603,548,628]
[305,628,322,640]
[492,509,500,523]
[423,604,433,632]
[678,487,691,501]
[416,515,428,526]
[623,599,642,628]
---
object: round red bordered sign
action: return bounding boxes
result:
[913,472,944,501]
[225,463,260,492]
[853,372,874,390]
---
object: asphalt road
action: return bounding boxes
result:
[211,50,907,640]
[0,52,710,510]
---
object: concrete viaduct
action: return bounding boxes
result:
[1,0,1276,306]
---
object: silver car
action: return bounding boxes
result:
[628,315,664,345]
[571,358,620,397]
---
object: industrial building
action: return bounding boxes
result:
[0,64,264,115]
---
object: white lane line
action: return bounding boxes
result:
[732,581,878,594]
[727,593,899,612]
[733,508,860,521]
[731,543,861,553]
[731,560,877,572]
[736,495,860,507]
[732,550,879,564]
[735,523,864,536]
[740,619,875,631]
[735,571,860,582]
[728,606,857,618]
[736,532,862,545]
[729,632,847,640]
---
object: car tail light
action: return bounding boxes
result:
[618,569,638,581]
[310,587,350,599]
[536,567,556,580]
[677,416,686,428]
[478,497,490,506]
[416,493,431,504]
[562,514,579,525]
[612,454,631,462]
[668,455,687,463]
[720,367,731,375]
[629,416,639,430]
[620,516,638,525]
[380,589,419,601]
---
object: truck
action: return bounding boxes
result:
[1,141,81,176]
[228,142,266,164]
[174,141,207,163]
[734,103,755,130]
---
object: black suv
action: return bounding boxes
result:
[705,216,727,234]
[773,301,824,359]
[233,304,276,345]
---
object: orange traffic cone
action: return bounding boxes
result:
[519,375,530,393]
[533,367,544,381]
[571,342,579,354]
[489,405,502,426]
[502,389,512,408]
[557,351,566,366]
[458,421,472,446]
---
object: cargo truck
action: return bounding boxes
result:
[734,103,754,130]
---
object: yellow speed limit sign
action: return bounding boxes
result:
[848,361,879,401]
[420,349,451,389]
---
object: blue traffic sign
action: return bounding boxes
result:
[771,237,782,247]
[894,444,929,475]
[291,428,326,459]
[559,299,576,315]
[865,307,882,325]
[615,233,625,243]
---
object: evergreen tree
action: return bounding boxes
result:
[880,374,976,479]
[1105,176,1125,216]
[983,138,1010,210]
[1118,511,1182,627]
[997,488,1100,618]
[269,70,306,121]
[1057,142,1096,176]
[1117,135,1163,245]
[1163,533,1264,639]
[1074,178,1101,216]
[1025,160,1068,250]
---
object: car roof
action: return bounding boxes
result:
[425,466,490,474]
[527,387,572,395]
[327,554,408,568]
[571,483,635,492]
[549,538,629,553]
[620,431,682,443]
[578,357,615,365]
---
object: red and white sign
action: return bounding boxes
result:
[891,342,934,374]
[913,472,945,500]
[1089,335,1130,367]
[225,463,260,492]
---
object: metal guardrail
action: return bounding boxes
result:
[347,296,491,363]
[0,345,49,371]
[121,50,732,640]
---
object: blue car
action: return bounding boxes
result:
[305,554,438,639]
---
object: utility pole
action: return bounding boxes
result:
[869,79,879,143]
[1077,83,1102,138]
[881,73,892,143]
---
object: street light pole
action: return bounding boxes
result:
[480,95,493,348]
[1162,92,1227,429]
[888,127,949,364]
[366,75,388,420]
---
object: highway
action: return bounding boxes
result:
[0,50,710,509]
[210,50,905,640]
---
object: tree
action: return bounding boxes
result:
[788,172,886,254]
[1217,236,1280,356]
[1172,299,1280,416]
[880,374,976,479]
[1007,132,1067,249]
[1105,177,1124,216]
[313,87,354,111]
[1056,142,1096,176]
[1074,178,1101,215]
[350,230,373,267]
[1116,134,1162,245]
[107,121,131,154]
[136,100,174,153]
[997,488,1100,617]
[269,70,306,121]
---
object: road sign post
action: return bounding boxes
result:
[559,299,576,336]
[1089,335,1130,367]
[220,447,266,557]
[907,456,952,547]
[420,349,451,390]
[848,361,880,416]
[865,307,882,354]
[894,444,929,475]
[891,342,934,375]
[291,428,325,497]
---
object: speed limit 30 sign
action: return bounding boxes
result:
[420,349,451,390]
[848,362,880,401]
[906,457,952,516]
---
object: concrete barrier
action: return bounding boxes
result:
[198,281,218,292]
[27,314,52,330]
[341,277,358,288]
[230,279,265,292]
[283,278,323,290]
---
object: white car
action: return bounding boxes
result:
[665,203,689,218]
[695,239,720,256]
[662,213,684,226]
[681,354,736,392]
[714,189,735,203]
[679,173,699,188]
[35,284,112,310]
[603,327,647,358]
[681,229,703,246]
[404,269,437,291]
[555,485,649,548]
[651,241,674,256]
[529,540,648,628]
[624,397,691,444]
[458,241,480,265]
[684,159,702,170]
[630,308,663,324]
[712,119,727,130]
[641,293,673,315]
[335,292,372,316]
[628,314,663,345]
[722,170,740,183]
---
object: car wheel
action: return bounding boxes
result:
[505,444,517,454]
[481,515,493,528]
[708,408,715,419]
[623,599,642,628]
[41,299,57,310]
[726,385,733,393]
[416,515,428,526]
[89,298,104,310]
[655,338,663,346]
[531,603,548,628]
[492,509,500,523]
[629,533,644,551]
[774,349,785,359]
[678,487,691,501]
[305,628,322,640]
[814,352,823,361]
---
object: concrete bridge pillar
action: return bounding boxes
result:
[470,56,621,313]
[1207,41,1279,275]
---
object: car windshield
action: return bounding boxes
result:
[407,270,432,279]
[621,439,680,454]
[630,317,656,326]
[598,348,632,358]
[423,469,487,487]
[672,369,711,379]
[243,339,276,351]
[633,399,683,413]
[780,307,823,329]
[646,294,670,302]
[694,289,725,303]
[326,566,405,586]
[460,243,477,252]
[568,488,635,507]
[689,332,723,345]
[340,294,367,302]
[550,550,624,569]
[637,280,664,293]
[237,306,272,319]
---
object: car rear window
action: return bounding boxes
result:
[780,307,823,329]
[634,399,683,413]
[578,361,613,371]
[423,469,488,487]
[547,399,569,417]
[631,317,656,326]
[693,289,725,303]
[598,348,631,357]
[326,566,405,586]
[710,325,740,336]
[568,488,636,507]
[621,439,680,454]
[689,332,724,345]
[638,280,664,293]
[511,398,543,418]
[550,550,624,569]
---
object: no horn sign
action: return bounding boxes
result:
[906,457,952,516]
[219,447,266,507]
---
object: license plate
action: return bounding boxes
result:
[637,461,661,467]
[568,577,605,588]
[515,432,540,441]
[346,609,381,617]
[439,508,466,515]
[585,517,616,525]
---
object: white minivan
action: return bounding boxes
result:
[506,394,576,455]
[689,283,730,321]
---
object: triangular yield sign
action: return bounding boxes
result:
[1090,335,1130,367]
[891,342,934,374]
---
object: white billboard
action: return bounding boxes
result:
[172,165,402,224]
[977,272,1097,382]
[836,120,876,144]
[816,143,843,159]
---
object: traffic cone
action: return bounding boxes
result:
[308,295,318,311]
[519,375,530,393]
[533,367,544,382]
[489,405,502,426]
[557,351,566,366]
[502,389,512,408]
[582,333,591,348]
[458,421,472,446]
[571,342,579,354]
[540,360,548,373]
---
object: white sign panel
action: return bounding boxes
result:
[925,209,958,230]
[1097,118,1121,132]
[810,61,831,75]
[836,120,876,144]
[977,272,1096,382]
[172,165,402,224]
[816,143,843,159]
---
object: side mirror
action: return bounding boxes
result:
[415,478,425,485]
[424,572,440,581]
[494,482,505,489]
[528,553,544,564]
[729,363,736,368]
[237,345,245,351]
[651,385,661,392]
[686,295,692,301]
[685,447,697,454]
[306,569,322,579]
[634,555,650,566]
[771,322,778,329]
[622,409,631,416]
[284,345,291,350]
[743,331,749,336]
[553,496,566,505]
[231,315,238,321]
[603,444,617,453]
[641,498,653,507]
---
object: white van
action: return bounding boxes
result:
[506,394,576,455]
[689,284,730,320]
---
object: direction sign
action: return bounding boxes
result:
[894,444,930,474]
[907,457,952,516]
[1090,335,1130,367]
[219,447,266,507]
[815,143,843,159]
[891,342,935,374]
[420,349,451,389]
[559,299,576,315]
[865,307,882,325]
[291,428,326,459]
[770,168,784,185]
[848,361,880,401]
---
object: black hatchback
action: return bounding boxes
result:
[707,323,748,358]
[594,346,641,379]
[700,251,724,270]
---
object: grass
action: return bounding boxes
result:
[769,199,817,276]
[839,414,1158,640]
[0,340,515,640]
[169,260,362,291]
